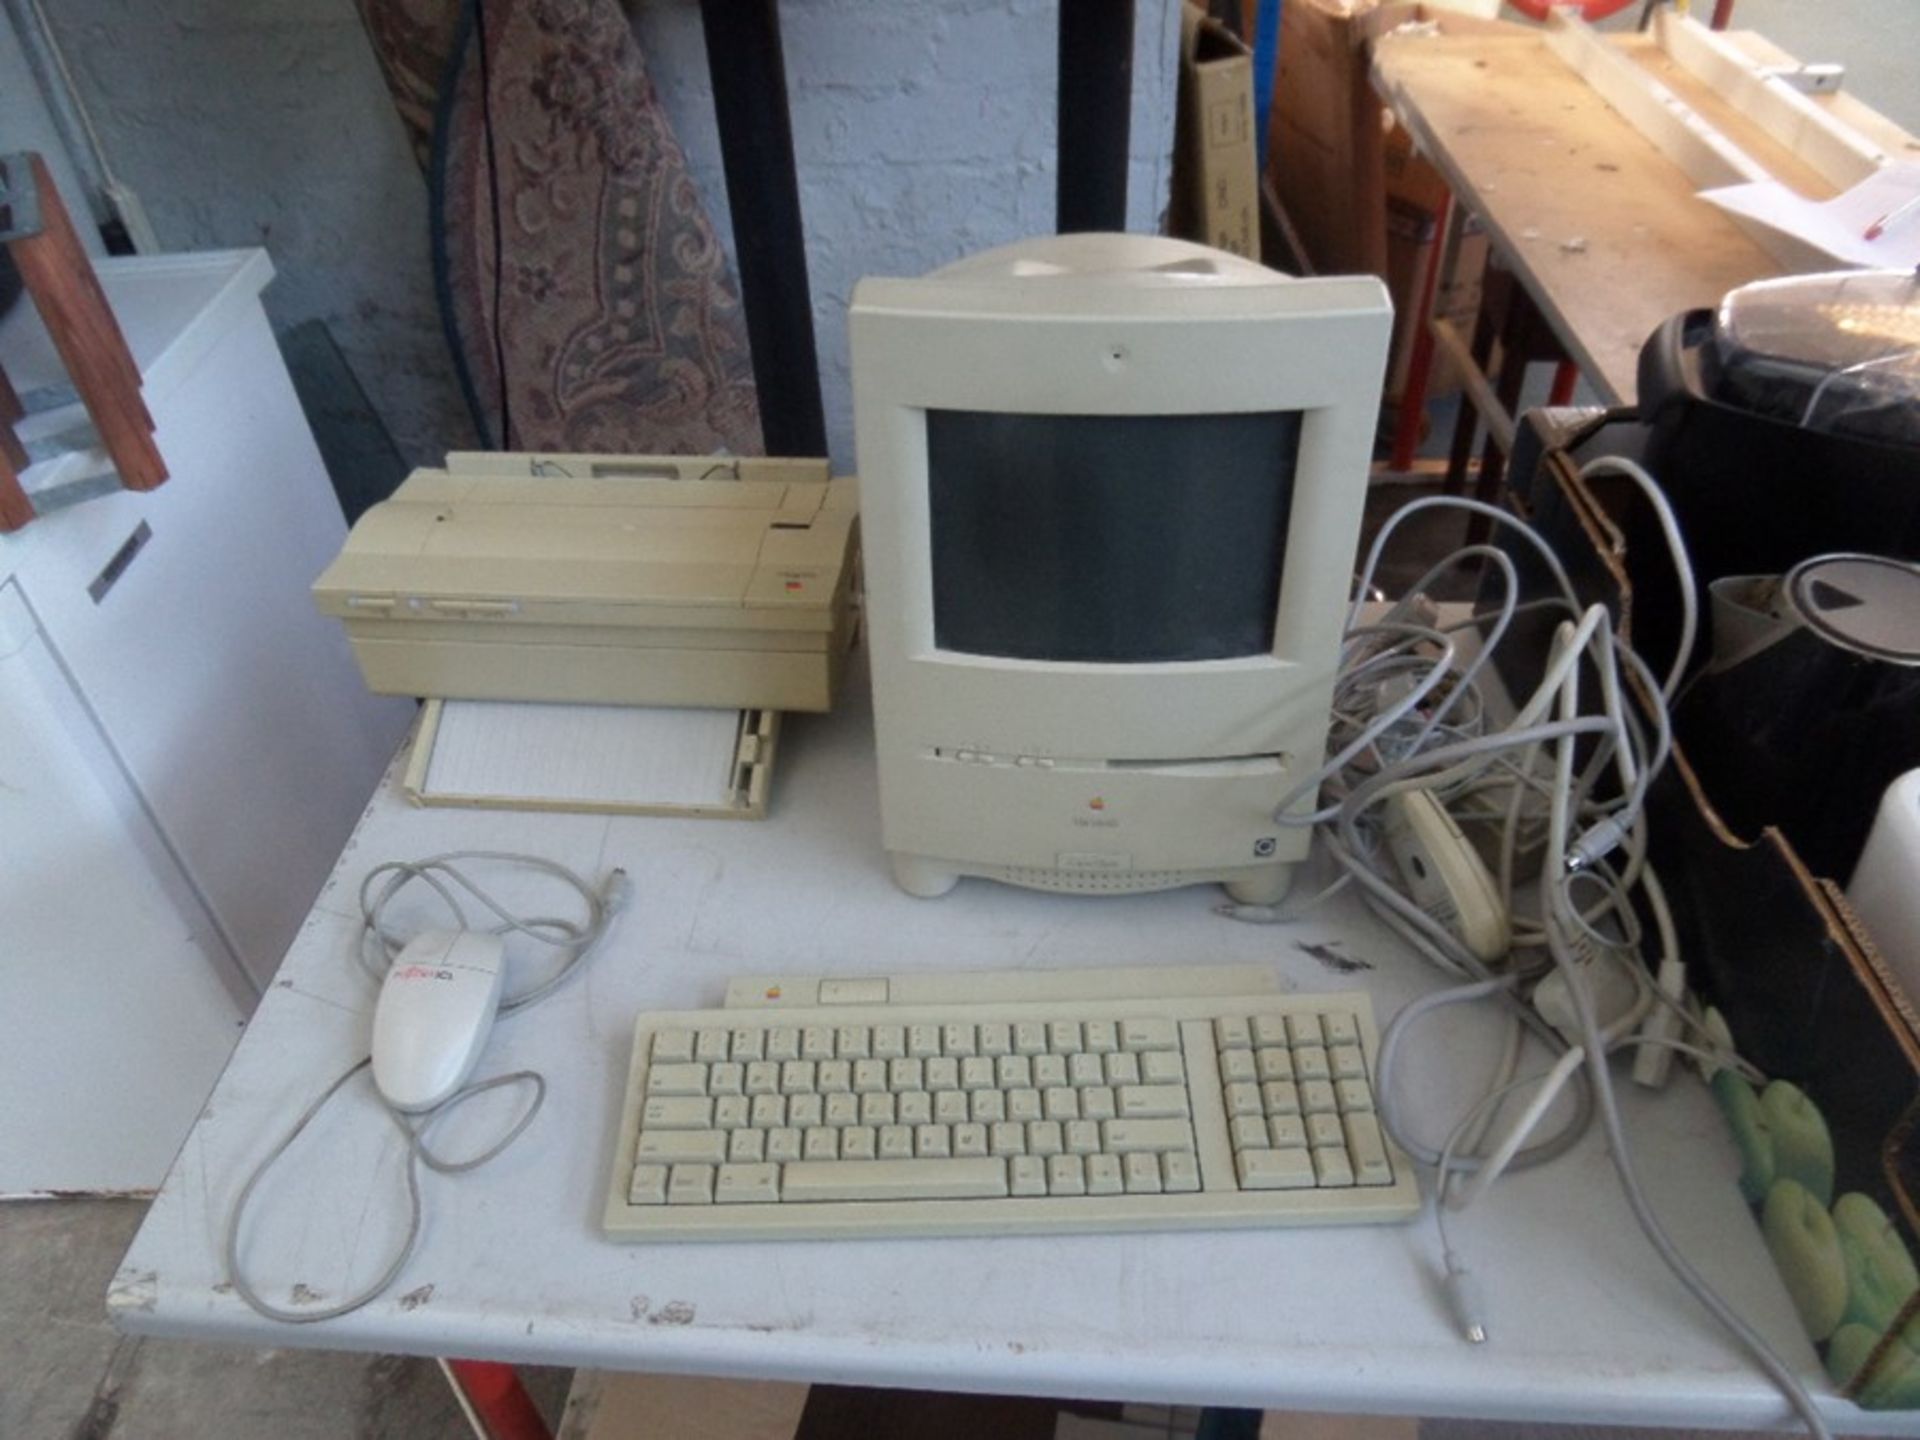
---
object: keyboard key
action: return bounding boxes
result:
[696,1029,729,1063]
[1344,1112,1394,1186]
[971,1090,1006,1123]
[802,1026,835,1060]
[730,1028,766,1061]
[961,1057,997,1090]
[889,1057,923,1091]
[853,1059,889,1094]
[1009,1155,1047,1195]
[1103,1119,1192,1154]
[1121,1018,1176,1052]
[1028,1120,1064,1156]
[1045,1087,1080,1121]
[1323,1011,1360,1046]
[836,1025,870,1059]
[650,1029,694,1063]
[1083,1021,1118,1055]
[817,1060,852,1093]
[861,1092,896,1126]
[1312,1147,1355,1188]
[767,1028,800,1062]
[1014,1022,1048,1056]
[709,1063,744,1097]
[1008,1089,1043,1122]
[715,1164,779,1204]
[916,1124,951,1158]
[1308,1112,1345,1148]
[1286,1014,1323,1047]
[1230,1114,1269,1150]
[1048,1154,1087,1195]
[943,1023,976,1056]
[1033,1055,1068,1090]
[1123,1153,1162,1193]
[1250,1014,1289,1048]
[872,1025,906,1060]
[1238,1148,1314,1190]
[841,1125,877,1160]
[1087,1153,1124,1194]
[1330,1045,1366,1081]
[908,1024,941,1058]
[638,1130,728,1165]
[647,1064,706,1097]
[1300,1081,1337,1115]
[1225,1082,1263,1118]
[783,1158,1009,1202]
[1215,1016,1252,1051]
[1065,1119,1101,1155]
[1268,1114,1306,1149]
[729,1129,765,1163]
[1068,1053,1105,1087]
[1220,1049,1257,1084]
[1104,1052,1141,1086]
[996,1055,1032,1090]
[898,1091,932,1126]
[1262,1081,1300,1115]
[1162,1152,1200,1193]
[643,1096,712,1130]
[751,1094,786,1128]
[669,1163,716,1204]
[805,1128,839,1160]
[1255,1048,1293,1082]
[1118,1085,1188,1119]
[879,1125,914,1158]
[767,1128,802,1162]
[745,1062,780,1096]
[1080,1086,1117,1120]
[954,1123,989,1157]
[826,1093,861,1127]
[978,1023,1012,1057]
[935,1090,969,1125]
[1049,1021,1082,1054]
[1293,1046,1330,1081]
[788,1094,825,1129]
[1142,1050,1184,1085]
[628,1163,669,1204]
[1336,1079,1374,1113]
[926,1057,960,1092]
[714,1096,749,1129]
[781,1060,816,1095]
[990,1121,1026,1156]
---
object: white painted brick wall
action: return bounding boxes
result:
[36,0,1178,471]
[632,0,1182,469]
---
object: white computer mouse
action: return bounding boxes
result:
[371,929,507,1113]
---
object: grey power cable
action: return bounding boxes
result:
[226,852,629,1323]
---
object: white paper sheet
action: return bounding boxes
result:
[419,700,744,810]
[1701,162,1920,269]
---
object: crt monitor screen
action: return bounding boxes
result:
[927,409,1302,663]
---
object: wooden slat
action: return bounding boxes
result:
[4,153,166,494]
[0,442,32,531]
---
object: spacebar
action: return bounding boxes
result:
[782,1159,1008,1202]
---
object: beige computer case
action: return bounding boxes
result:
[313,458,859,713]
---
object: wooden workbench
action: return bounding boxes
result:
[1373,24,1920,405]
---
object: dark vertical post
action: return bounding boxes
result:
[1057,0,1135,233]
[698,0,827,457]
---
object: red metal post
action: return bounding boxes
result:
[1390,191,1456,473]
[1548,360,1580,407]
[444,1360,553,1440]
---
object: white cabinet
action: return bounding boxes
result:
[0,250,414,1192]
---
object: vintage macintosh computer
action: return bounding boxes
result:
[849,232,1392,905]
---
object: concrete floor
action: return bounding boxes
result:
[6,2,1913,1437]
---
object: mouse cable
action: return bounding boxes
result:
[226,853,630,1323]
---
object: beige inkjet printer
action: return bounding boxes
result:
[313,453,859,712]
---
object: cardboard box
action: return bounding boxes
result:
[1170,4,1259,260]
[1483,443,1920,1413]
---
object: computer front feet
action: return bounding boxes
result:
[1222,864,1294,906]
[891,853,962,898]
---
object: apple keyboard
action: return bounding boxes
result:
[603,966,1419,1240]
